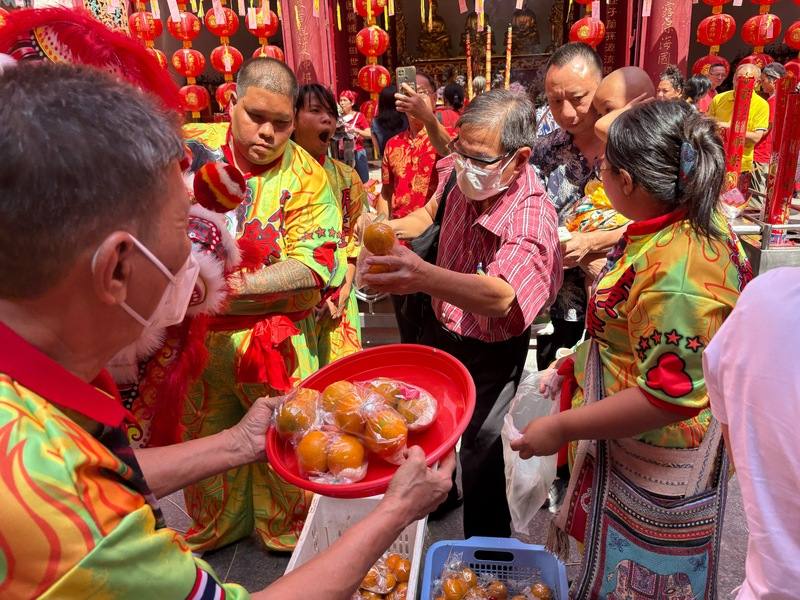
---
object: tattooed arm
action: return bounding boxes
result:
[229,258,321,312]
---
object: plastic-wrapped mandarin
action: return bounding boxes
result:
[296,430,328,473]
[363,221,396,255]
[327,433,366,475]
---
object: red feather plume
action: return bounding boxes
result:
[0,7,181,112]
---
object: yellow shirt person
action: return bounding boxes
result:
[708,90,769,173]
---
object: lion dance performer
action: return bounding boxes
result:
[0,7,247,449]
[181,58,344,552]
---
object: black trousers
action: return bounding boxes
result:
[535,318,585,370]
[419,314,531,539]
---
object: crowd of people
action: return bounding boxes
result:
[1,6,799,599]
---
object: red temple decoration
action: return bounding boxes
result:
[786,20,800,79]
[0,8,9,32]
[128,9,162,49]
[247,7,283,63]
[693,0,734,75]
[568,0,605,49]
[355,0,390,111]
[165,5,208,118]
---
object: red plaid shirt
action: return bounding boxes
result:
[432,156,562,342]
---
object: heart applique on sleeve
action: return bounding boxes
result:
[645,352,693,398]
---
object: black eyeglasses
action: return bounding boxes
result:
[446,136,512,167]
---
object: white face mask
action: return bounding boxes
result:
[454,152,516,201]
[93,235,200,331]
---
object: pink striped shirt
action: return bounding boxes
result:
[432,156,562,342]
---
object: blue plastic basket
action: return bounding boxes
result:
[420,536,569,600]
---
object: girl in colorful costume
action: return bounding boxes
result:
[512,101,752,598]
[293,84,367,365]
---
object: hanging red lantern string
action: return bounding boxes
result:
[785,20,800,79]
[568,0,605,49]
[248,5,284,62]
[129,8,163,49]
[166,6,207,119]
[693,0,734,76]
[205,1,243,114]
[355,0,390,110]
[741,13,782,56]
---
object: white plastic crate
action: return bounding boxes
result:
[285,494,427,598]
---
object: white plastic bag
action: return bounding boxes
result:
[501,369,558,539]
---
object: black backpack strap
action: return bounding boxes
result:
[434,168,457,226]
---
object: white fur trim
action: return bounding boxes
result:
[106,326,166,385]
[189,203,242,270]
[187,250,227,316]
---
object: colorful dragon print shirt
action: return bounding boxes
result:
[184,122,345,317]
[0,323,247,599]
[572,210,752,448]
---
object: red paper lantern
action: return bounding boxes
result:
[750,0,777,4]
[786,21,800,51]
[128,11,163,42]
[253,45,285,61]
[0,8,10,31]
[179,84,210,113]
[785,59,800,79]
[210,45,244,75]
[246,9,280,39]
[357,64,391,93]
[569,17,606,48]
[147,47,168,69]
[355,0,387,18]
[701,0,731,6]
[167,11,201,43]
[361,99,377,121]
[697,14,737,46]
[215,82,237,110]
[692,54,731,76]
[739,53,774,69]
[172,48,206,79]
[204,6,239,39]
[741,14,782,47]
[356,26,390,58]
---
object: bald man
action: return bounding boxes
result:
[592,66,656,117]
[708,63,769,198]
[181,58,345,552]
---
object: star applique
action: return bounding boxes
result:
[637,349,648,362]
[314,227,326,238]
[638,336,651,351]
[686,336,705,352]
[300,232,314,241]
[327,227,338,238]
[665,330,683,346]
[650,329,662,345]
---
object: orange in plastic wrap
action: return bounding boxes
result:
[387,582,408,600]
[529,583,553,600]
[385,553,403,572]
[461,567,479,589]
[275,388,318,439]
[392,558,411,583]
[327,433,366,475]
[368,378,403,406]
[364,407,408,461]
[333,391,366,435]
[296,430,328,474]
[443,576,469,600]
[321,380,358,413]
[484,580,508,600]
[363,222,396,255]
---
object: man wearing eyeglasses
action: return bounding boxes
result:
[361,89,562,538]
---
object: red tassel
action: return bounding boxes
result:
[147,315,210,446]
[237,316,299,392]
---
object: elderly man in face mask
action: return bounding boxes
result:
[362,89,562,538]
[0,63,454,600]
